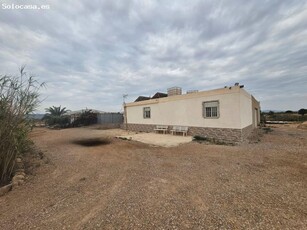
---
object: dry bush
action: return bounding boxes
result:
[0,67,43,184]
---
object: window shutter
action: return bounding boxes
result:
[205,101,218,107]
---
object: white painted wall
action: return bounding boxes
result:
[126,87,255,129]
[239,91,253,128]
[252,96,261,127]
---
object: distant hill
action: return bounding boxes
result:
[262,110,294,113]
[27,114,45,120]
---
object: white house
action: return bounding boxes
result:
[124,84,260,143]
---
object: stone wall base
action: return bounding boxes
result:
[123,123,255,143]
[124,123,156,133]
[189,126,242,143]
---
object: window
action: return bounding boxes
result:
[203,101,219,118]
[143,107,151,118]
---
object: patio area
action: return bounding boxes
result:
[117,132,193,147]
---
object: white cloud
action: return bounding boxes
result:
[0,0,306,112]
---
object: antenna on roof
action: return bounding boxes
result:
[123,94,128,105]
[122,94,128,131]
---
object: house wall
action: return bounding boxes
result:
[239,91,253,128]
[124,86,259,142]
[126,87,253,129]
[252,96,261,127]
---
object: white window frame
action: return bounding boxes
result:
[143,107,151,119]
[203,101,220,118]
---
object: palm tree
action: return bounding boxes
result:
[43,106,70,128]
[45,106,68,116]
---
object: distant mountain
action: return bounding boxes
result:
[27,114,45,120]
[262,110,287,113]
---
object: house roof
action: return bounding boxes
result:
[134,96,151,102]
[126,85,253,107]
[151,92,168,99]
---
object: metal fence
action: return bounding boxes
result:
[97,113,123,126]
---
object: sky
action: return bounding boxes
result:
[0,0,306,113]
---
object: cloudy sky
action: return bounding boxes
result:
[0,0,306,112]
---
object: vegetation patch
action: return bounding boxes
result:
[0,67,43,185]
[262,110,307,122]
[43,106,70,128]
[72,138,111,147]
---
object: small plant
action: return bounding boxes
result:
[193,135,207,141]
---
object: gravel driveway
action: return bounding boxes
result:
[0,125,306,229]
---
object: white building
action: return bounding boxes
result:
[124,85,260,143]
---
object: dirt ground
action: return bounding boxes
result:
[0,125,306,229]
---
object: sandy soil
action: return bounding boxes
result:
[0,125,306,229]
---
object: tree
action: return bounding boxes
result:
[71,109,97,126]
[43,106,70,128]
[298,108,306,116]
[45,106,68,116]
[285,110,293,114]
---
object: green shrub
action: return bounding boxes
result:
[71,110,97,127]
[44,115,70,128]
